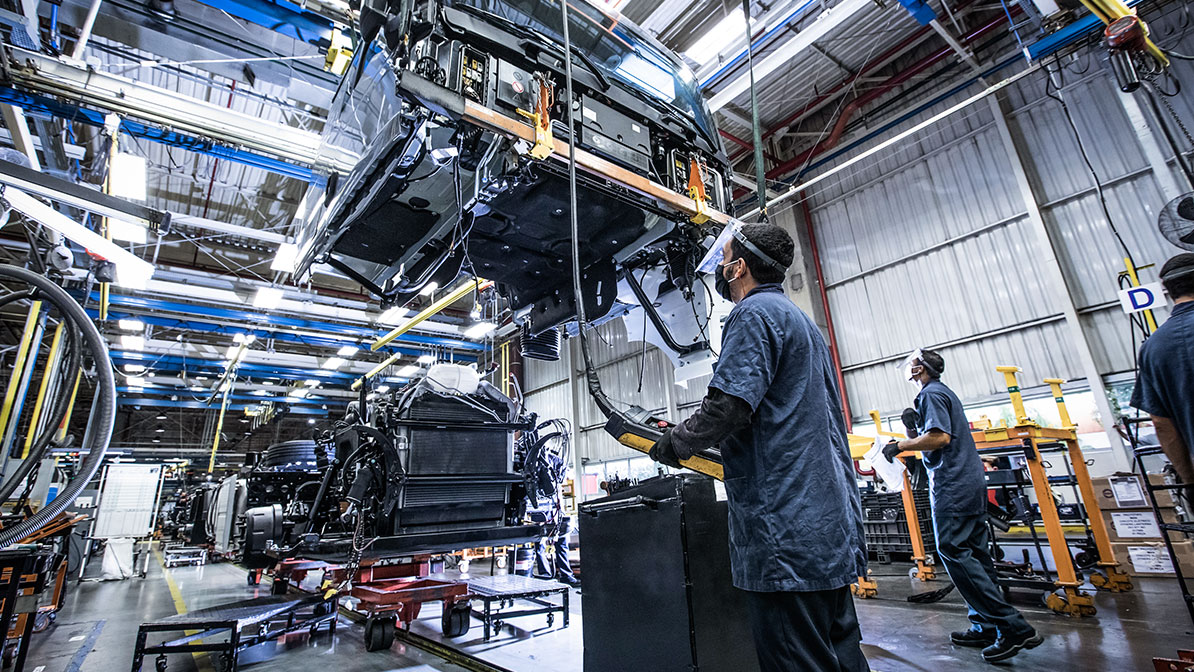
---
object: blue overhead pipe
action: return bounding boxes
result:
[193,0,336,47]
[0,86,317,182]
[89,292,486,352]
[116,397,334,414]
[89,309,478,362]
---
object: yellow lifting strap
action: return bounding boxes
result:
[515,75,555,160]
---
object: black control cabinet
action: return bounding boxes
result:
[579,474,759,672]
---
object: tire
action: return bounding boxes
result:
[247,571,258,586]
[441,602,471,638]
[270,578,289,595]
[364,617,396,652]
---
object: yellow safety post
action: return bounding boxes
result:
[1043,379,1074,429]
[1122,256,1158,333]
[996,365,1030,425]
[371,279,492,351]
[0,301,44,445]
[22,322,65,458]
[869,409,936,583]
[500,340,510,398]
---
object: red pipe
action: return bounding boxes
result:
[720,129,780,165]
[801,195,872,475]
[761,13,1008,183]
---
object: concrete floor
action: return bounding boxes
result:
[26,551,1193,672]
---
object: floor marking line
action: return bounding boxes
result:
[62,619,104,672]
[153,547,216,672]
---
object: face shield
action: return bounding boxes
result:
[696,221,744,275]
[897,349,927,383]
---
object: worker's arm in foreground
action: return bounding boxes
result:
[1152,414,1194,484]
[650,389,752,467]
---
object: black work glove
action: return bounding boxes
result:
[883,440,903,463]
[649,429,683,469]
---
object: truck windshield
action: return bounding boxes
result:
[447,0,718,145]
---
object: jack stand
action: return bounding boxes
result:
[1044,585,1097,617]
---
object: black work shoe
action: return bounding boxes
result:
[982,629,1043,663]
[951,629,997,647]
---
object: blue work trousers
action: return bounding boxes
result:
[933,512,1032,638]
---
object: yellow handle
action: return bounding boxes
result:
[1043,378,1074,429]
[615,432,725,481]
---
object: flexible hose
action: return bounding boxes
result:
[0,321,82,503]
[0,264,114,547]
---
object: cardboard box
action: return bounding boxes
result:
[1111,540,1194,578]
[1090,473,1178,510]
[1100,507,1181,541]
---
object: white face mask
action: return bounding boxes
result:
[905,363,924,386]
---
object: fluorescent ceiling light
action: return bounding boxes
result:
[121,334,145,350]
[420,282,439,297]
[233,333,257,345]
[252,286,284,309]
[376,384,391,393]
[251,389,269,396]
[225,344,242,359]
[126,376,146,387]
[396,365,420,377]
[1,188,155,288]
[110,152,148,201]
[337,345,358,357]
[378,307,409,325]
[707,0,871,111]
[118,318,144,331]
[684,9,745,66]
[464,322,497,339]
[190,385,205,391]
[270,242,299,273]
[322,357,346,370]
[288,388,310,399]
[304,379,321,387]
[307,418,316,424]
[417,354,436,365]
[108,218,147,244]
[124,364,146,373]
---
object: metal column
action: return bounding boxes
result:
[987,94,1128,469]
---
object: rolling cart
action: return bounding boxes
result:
[467,574,569,642]
[130,593,338,671]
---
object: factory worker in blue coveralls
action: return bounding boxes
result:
[1132,253,1194,491]
[884,349,1042,663]
[648,223,870,672]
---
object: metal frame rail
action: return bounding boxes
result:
[1132,442,1194,626]
[129,594,337,671]
[467,574,569,642]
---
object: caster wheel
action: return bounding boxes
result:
[270,578,289,596]
[908,567,919,579]
[155,654,168,672]
[364,616,396,652]
[247,572,258,586]
[442,602,471,638]
[314,600,334,617]
[547,613,555,627]
[459,560,470,574]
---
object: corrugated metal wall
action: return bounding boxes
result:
[525,5,1194,464]
[804,10,1192,418]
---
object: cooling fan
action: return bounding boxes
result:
[1159,192,1194,251]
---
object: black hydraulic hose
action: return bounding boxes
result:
[0,264,114,547]
[0,320,82,503]
[0,289,34,309]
